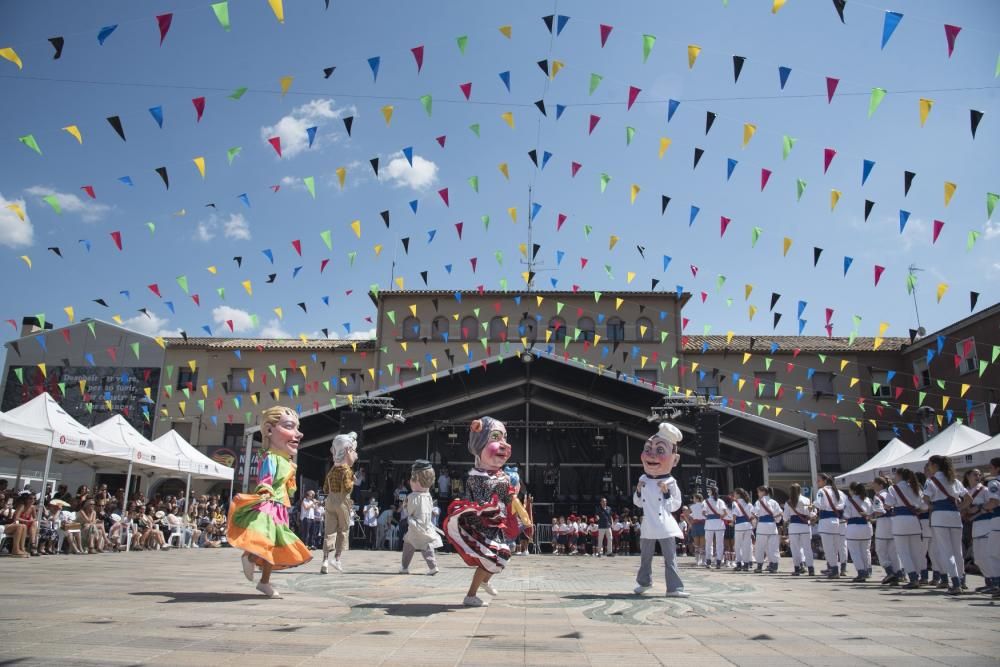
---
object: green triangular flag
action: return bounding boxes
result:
[642,34,656,63]
[498,278,507,291]
[716,274,726,289]
[469,123,480,137]
[604,264,614,278]
[420,94,432,116]
[165,364,174,379]
[18,134,41,155]
[280,369,288,383]
[321,230,332,250]
[216,287,225,300]
[868,87,887,118]
[387,310,396,324]
[43,195,62,214]
[918,391,926,406]
[593,291,602,303]
[967,231,980,251]
[130,342,140,359]
[226,146,242,165]
[348,251,357,266]
[87,321,96,337]
[600,173,611,192]
[906,272,917,294]
[304,176,316,199]
[370,284,380,299]
[817,354,827,364]
[228,87,248,100]
[556,302,565,314]
[848,330,857,346]
[249,314,259,328]
[36,313,45,328]
[468,175,479,192]
[782,135,796,160]
[58,382,66,396]
[751,226,762,247]
[796,178,807,201]
[481,214,490,230]
[583,224,593,238]
[14,368,23,383]
[456,35,468,54]
[589,73,603,95]
[146,222,155,234]
[494,251,503,266]
[176,275,188,294]
[211,1,231,31]
[979,359,988,377]
[626,127,635,145]
[987,192,998,220]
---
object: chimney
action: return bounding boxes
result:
[21,316,53,336]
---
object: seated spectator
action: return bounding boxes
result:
[77,499,105,554]
[2,493,29,557]
[73,485,91,511]
[37,499,63,555]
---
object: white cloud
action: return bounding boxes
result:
[983,220,1000,241]
[121,311,181,337]
[259,318,292,339]
[212,306,255,333]
[346,327,377,340]
[194,213,250,242]
[24,185,110,222]
[260,98,352,159]
[383,154,438,191]
[0,192,33,248]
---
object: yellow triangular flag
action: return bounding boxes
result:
[550,61,565,78]
[268,0,284,23]
[742,352,752,365]
[501,111,515,128]
[64,306,75,323]
[62,125,83,144]
[742,123,756,148]
[936,282,948,303]
[726,331,735,344]
[772,0,787,13]
[508,207,517,223]
[943,181,956,207]
[395,276,405,290]
[626,271,636,284]
[615,297,624,310]
[749,305,758,320]
[658,137,672,158]
[409,304,417,317]
[350,219,361,237]
[187,360,197,372]
[207,265,217,274]
[687,44,701,69]
[241,280,252,296]
[830,189,841,211]
[499,25,512,38]
[274,307,283,320]
[960,383,970,397]
[840,359,850,371]
[630,184,640,204]
[498,163,509,180]
[336,167,346,189]
[918,98,933,127]
[381,105,394,126]
[744,284,753,300]
[782,237,792,256]
[518,242,528,258]
[609,235,620,250]
[279,75,293,96]
[0,47,23,70]
[374,244,383,256]
[849,377,860,388]
[193,156,206,179]
[7,203,25,221]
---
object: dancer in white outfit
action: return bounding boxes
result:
[871,476,901,584]
[702,489,729,570]
[843,482,873,582]
[814,474,846,578]
[886,468,926,589]
[963,469,993,593]
[783,483,815,576]
[922,455,971,595]
[752,486,782,573]
[731,488,755,572]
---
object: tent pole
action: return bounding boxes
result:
[807,436,819,489]
[33,445,54,548]
[14,455,25,491]
[184,473,192,548]
[124,460,134,552]
[761,455,770,488]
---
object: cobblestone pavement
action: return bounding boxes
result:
[1,547,997,666]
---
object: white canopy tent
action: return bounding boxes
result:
[879,423,989,474]
[152,429,233,481]
[835,438,914,485]
[952,433,1000,470]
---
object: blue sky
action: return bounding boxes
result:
[1,0,997,363]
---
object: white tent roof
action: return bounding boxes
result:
[90,413,185,473]
[952,433,1000,470]
[153,429,234,481]
[0,392,132,468]
[835,438,914,485]
[880,423,989,473]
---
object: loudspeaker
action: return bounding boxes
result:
[341,411,365,449]
[695,410,720,459]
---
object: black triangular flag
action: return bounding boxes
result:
[205,203,216,208]
[693,147,704,169]
[813,247,823,266]
[370,157,379,176]
[832,0,846,22]
[908,328,918,344]
[321,328,329,338]
[532,243,541,259]
[297,302,307,313]
[154,166,169,189]
[527,149,538,167]
[233,256,243,267]
[534,99,547,116]
[651,278,660,290]
[864,199,874,221]
[401,237,410,254]
[266,273,277,283]
[47,247,62,258]
[93,298,108,307]
[180,330,188,342]
[732,56,745,82]
[904,170,915,196]
[970,291,979,311]
[705,111,716,134]
[970,109,983,139]
[323,66,336,79]
[537,59,549,76]
[380,210,390,228]
[420,271,428,285]
[48,36,64,59]
[772,312,782,330]
[636,245,646,258]
[661,195,671,214]
[770,292,781,311]
[542,14,554,33]
[106,115,126,141]
[343,116,354,136]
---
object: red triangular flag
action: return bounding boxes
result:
[436,135,446,147]
[148,284,161,298]
[459,82,472,100]
[823,148,836,173]
[932,219,944,243]
[438,188,449,206]
[270,185,280,193]
[720,216,731,236]
[192,294,201,306]
[291,239,302,256]
[943,24,961,57]
[455,222,464,239]
[268,136,282,157]
[470,257,478,272]
[580,257,589,269]
[571,161,582,177]
[760,168,772,191]
[110,231,122,250]
[557,213,567,230]
[627,86,641,110]
[826,77,839,103]
[107,347,117,363]
[156,13,173,45]
[874,264,885,286]
[411,45,424,72]
[192,97,206,122]
[700,292,708,303]
[690,265,699,277]
[588,114,601,134]
[825,307,834,324]
[320,258,329,273]
[226,319,234,332]
[81,185,96,199]
[599,24,613,47]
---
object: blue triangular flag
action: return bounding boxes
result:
[445,264,452,273]
[292,266,302,278]
[427,229,436,243]
[556,250,565,265]
[85,352,95,365]
[409,200,418,213]
[530,202,542,222]
[541,151,552,169]
[550,278,559,288]
[555,104,566,119]
[675,284,684,299]
[368,56,381,81]
[402,146,413,165]
[881,11,903,49]
[663,255,672,271]
[667,99,680,122]
[862,159,875,185]
[202,325,212,335]
[149,106,164,128]
[36,335,46,351]
[726,158,738,181]
[797,300,807,317]
[306,126,318,147]
[899,210,910,233]
[689,205,700,226]
[798,319,806,334]
[79,239,91,251]
[118,176,133,186]
[120,290,130,299]
[778,66,791,89]
[936,334,945,354]
[321,296,330,305]
[165,301,175,314]
[238,193,250,207]
[97,25,118,45]
[499,71,511,92]
[843,256,853,275]
[342,322,351,333]
[556,15,570,34]
[262,248,274,264]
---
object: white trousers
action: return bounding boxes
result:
[846,538,872,575]
[596,528,613,556]
[820,532,843,567]
[706,529,725,563]
[734,530,753,564]
[893,534,925,576]
[925,532,939,575]
[788,532,813,568]
[932,526,964,581]
[874,537,900,574]
[988,530,1000,581]
[972,535,993,578]
[754,532,779,565]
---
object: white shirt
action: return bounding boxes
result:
[923,472,967,528]
[688,502,706,521]
[886,482,925,536]
[968,483,991,538]
[872,491,894,538]
[814,486,845,534]
[438,474,450,495]
[752,496,782,535]
[732,498,755,532]
[300,498,316,520]
[782,497,813,535]
[633,474,682,539]
[703,497,728,530]
[842,495,873,539]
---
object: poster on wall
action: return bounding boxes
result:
[205,443,261,491]
[2,365,160,438]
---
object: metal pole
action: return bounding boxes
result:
[726,466,734,494]
[13,455,25,490]
[33,445,54,548]
[761,455,770,488]
[425,432,430,461]
[184,473,192,548]
[124,459,134,552]
[625,435,631,492]
[807,436,819,489]
[241,431,254,493]
[524,400,531,485]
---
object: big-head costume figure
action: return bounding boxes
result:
[321,431,358,574]
[633,422,689,597]
[399,459,443,575]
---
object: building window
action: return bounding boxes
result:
[634,369,657,386]
[177,367,198,390]
[518,317,537,342]
[696,369,720,398]
[870,370,892,398]
[431,316,450,341]
[578,316,596,342]
[549,316,567,342]
[876,429,895,450]
[171,421,193,442]
[967,402,990,435]
[818,430,840,469]
[460,316,478,341]
[402,316,421,340]
[399,367,420,384]
[488,316,508,342]
[912,358,930,388]
[339,369,362,394]
[223,423,245,449]
[227,368,251,394]
[636,317,654,341]
[282,368,304,391]
[755,371,777,398]
[956,337,978,375]
[811,371,836,397]
[607,317,625,342]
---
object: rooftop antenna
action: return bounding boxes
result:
[908,263,926,337]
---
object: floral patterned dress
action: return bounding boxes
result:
[443,469,512,573]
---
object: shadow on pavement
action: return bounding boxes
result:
[352,602,467,617]
[130,591,266,603]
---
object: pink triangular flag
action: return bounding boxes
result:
[81,185,96,199]
[411,45,424,72]
[826,77,840,103]
[110,230,123,250]
[874,264,885,286]
[599,24,613,47]
[192,97,206,122]
[268,136,282,157]
[435,135,446,147]
[823,148,836,173]
[690,265,699,277]
[459,82,472,100]
[760,168,772,191]
[580,257,589,269]
[588,114,601,134]
[943,25,961,57]
[700,292,708,303]
[557,213,567,230]
[932,219,944,243]
[156,13,173,46]
[627,86,641,110]
[455,222,464,239]
[571,161,582,177]
[469,257,478,272]
[438,188,449,206]
[720,216,731,236]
